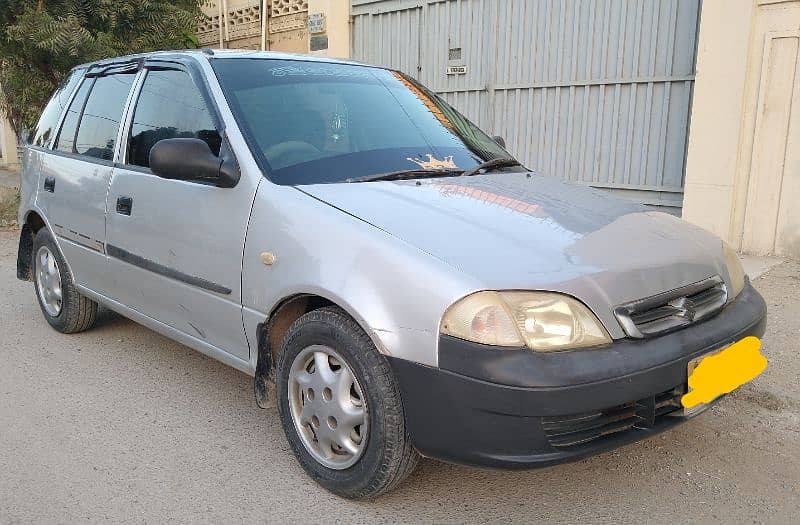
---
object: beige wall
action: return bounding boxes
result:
[683,0,800,258]
[308,0,351,59]
[197,0,350,58]
[198,0,267,50]
[0,114,19,169]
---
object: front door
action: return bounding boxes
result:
[105,63,258,360]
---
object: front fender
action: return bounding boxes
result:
[241,182,482,368]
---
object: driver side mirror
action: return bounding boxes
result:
[493,135,506,149]
[149,138,240,188]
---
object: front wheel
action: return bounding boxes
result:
[276,307,418,498]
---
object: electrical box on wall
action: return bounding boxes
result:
[309,12,326,34]
[447,44,466,75]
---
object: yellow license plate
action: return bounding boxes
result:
[681,336,768,409]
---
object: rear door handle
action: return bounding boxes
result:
[43,176,55,192]
[116,196,133,216]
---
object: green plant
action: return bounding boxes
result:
[0,187,20,227]
[0,0,205,139]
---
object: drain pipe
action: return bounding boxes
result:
[261,0,268,50]
[217,0,224,48]
[222,0,230,45]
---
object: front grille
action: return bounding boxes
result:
[614,276,728,338]
[542,387,684,449]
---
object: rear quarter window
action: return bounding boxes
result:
[29,70,82,148]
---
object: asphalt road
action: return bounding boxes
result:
[1,227,798,524]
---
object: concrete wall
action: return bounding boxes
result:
[197,0,350,58]
[198,0,268,50]
[0,114,19,169]
[683,0,800,258]
[308,0,350,58]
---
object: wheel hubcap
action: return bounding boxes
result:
[288,345,368,470]
[35,246,63,317]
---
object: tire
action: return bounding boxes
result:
[32,228,98,333]
[276,306,419,498]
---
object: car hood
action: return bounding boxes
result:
[298,173,729,337]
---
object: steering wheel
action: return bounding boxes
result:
[265,141,322,168]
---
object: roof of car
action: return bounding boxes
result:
[74,49,371,71]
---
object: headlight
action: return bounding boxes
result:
[441,291,611,352]
[722,241,746,298]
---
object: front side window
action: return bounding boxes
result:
[213,59,516,185]
[73,73,135,160]
[30,70,83,148]
[127,68,220,168]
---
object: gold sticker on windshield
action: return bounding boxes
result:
[407,154,458,170]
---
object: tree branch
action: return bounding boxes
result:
[33,58,59,88]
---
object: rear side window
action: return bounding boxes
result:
[29,70,83,148]
[55,79,92,154]
[73,74,135,160]
[127,68,220,168]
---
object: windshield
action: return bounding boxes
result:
[212,58,522,185]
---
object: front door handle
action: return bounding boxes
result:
[43,176,55,192]
[116,196,133,216]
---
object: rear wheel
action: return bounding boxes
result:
[276,306,418,498]
[33,229,98,333]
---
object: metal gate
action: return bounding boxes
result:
[351,0,701,213]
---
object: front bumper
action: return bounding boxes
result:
[388,281,767,469]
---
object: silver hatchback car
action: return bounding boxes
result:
[18,50,767,498]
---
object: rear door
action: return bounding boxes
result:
[26,69,82,230]
[104,61,257,360]
[40,66,138,295]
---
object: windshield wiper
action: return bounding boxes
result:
[346,168,464,183]
[462,157,522,177]
[346,158,520,183]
